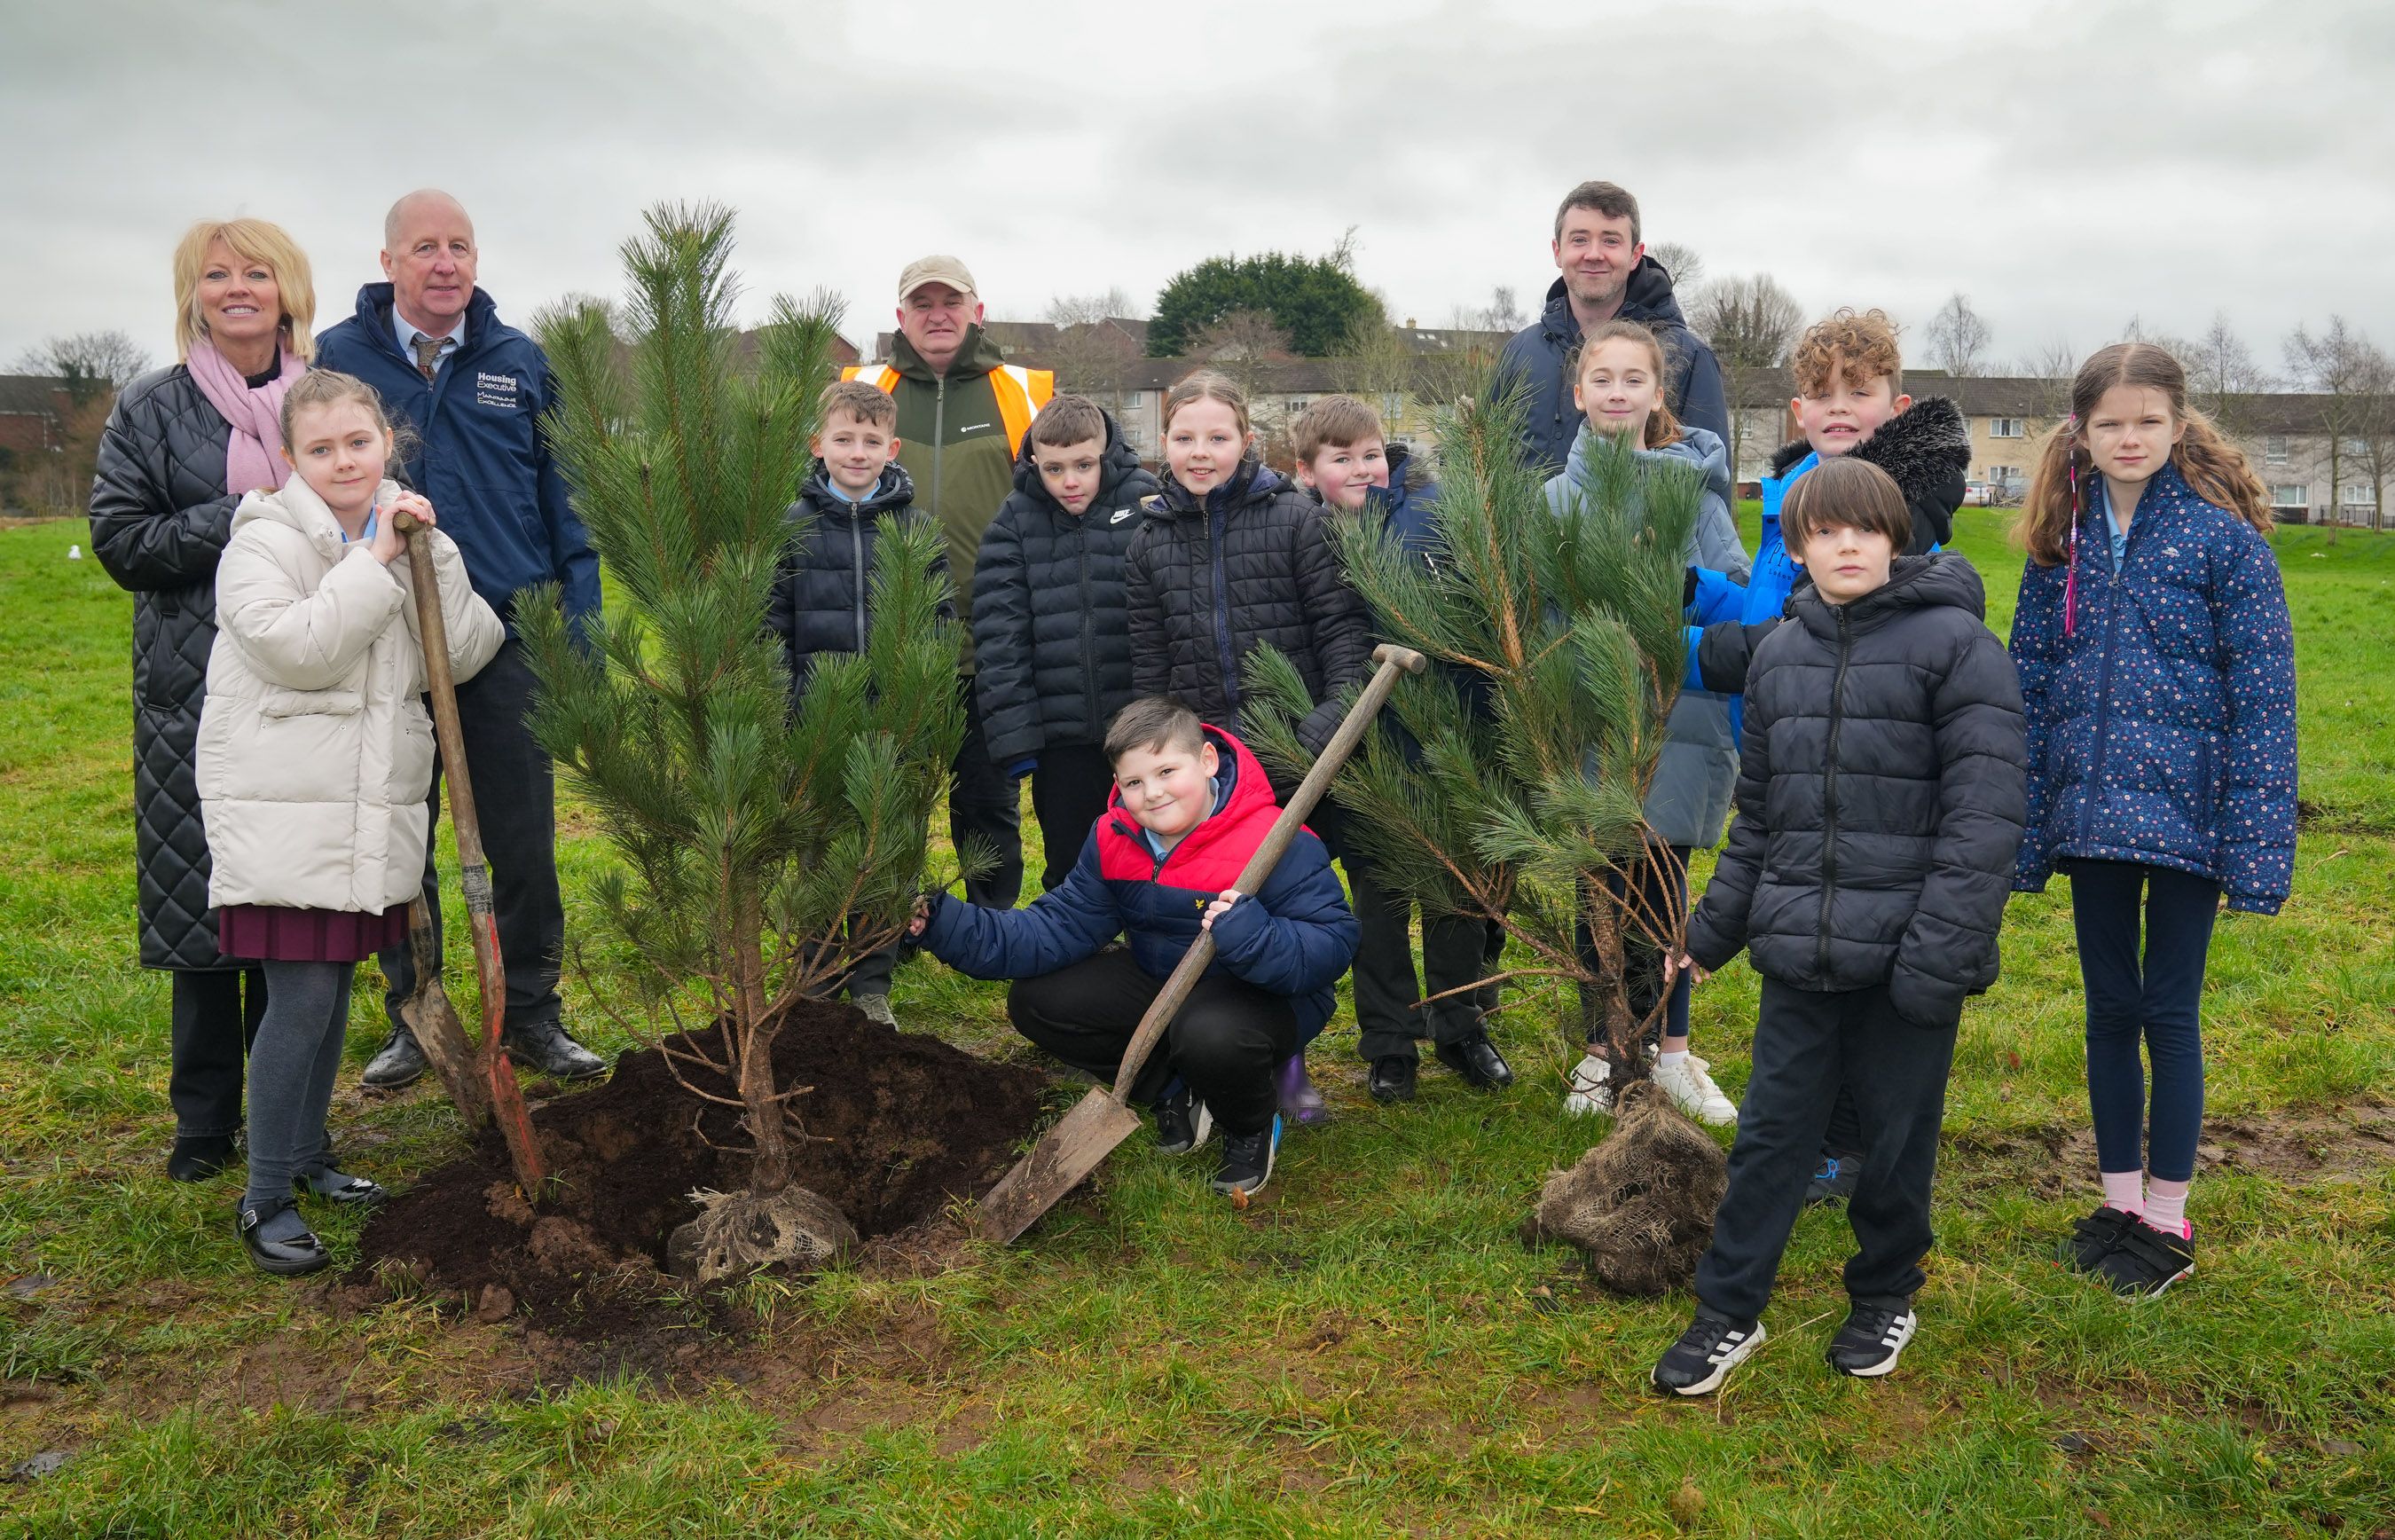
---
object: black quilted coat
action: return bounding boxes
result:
[1686,554,2028,1028]
[970,410,1159,767]
[87,365,247,971]
[1124,460,1373,755]
[764,460,943,701]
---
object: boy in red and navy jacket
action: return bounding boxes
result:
[910,695,1358,1198]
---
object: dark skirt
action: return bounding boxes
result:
[216,902,410,963]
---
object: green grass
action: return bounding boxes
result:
[4,511,2391,1537]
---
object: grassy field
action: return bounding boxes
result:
[2,509,2391,1538]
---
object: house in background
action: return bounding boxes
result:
[0,376,75,457]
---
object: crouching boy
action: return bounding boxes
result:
[909,696,1359,1199]
[1651,458,2026,1395]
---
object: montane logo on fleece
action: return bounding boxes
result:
[956,420,994,435]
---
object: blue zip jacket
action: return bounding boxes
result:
[315,284,601,633]
[2007,462,2297,914]
[918,727,1360,1039]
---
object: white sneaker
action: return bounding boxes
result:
[1653,1053,1739,1127]
[1563,1053,1614,1117]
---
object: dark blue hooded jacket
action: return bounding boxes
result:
[315,284,601,633]
[1490,259,1730,477]
[2007,462,2296,914]
[918,727,1359,1040]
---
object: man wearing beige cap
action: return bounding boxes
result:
[844,258,1053,1004]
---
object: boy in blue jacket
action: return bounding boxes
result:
[910,696,1359,1198]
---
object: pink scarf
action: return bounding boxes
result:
[185,338,305,496]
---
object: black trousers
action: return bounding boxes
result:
[953,673,1024,911]
[380,637,566,1037]
[169,967,267,1139]
[1576,846,1693,1048]
[1694,980,1959,1321]
[1008,948,1297,1135]
[1028,742,1117,894]
[1349,855,1508,1062]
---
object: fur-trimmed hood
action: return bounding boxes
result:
[1768,396,1969,553]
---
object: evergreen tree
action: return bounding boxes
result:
[519,205,964,1245]
[1149,245,1383,358]
[1240,386,1700,1078]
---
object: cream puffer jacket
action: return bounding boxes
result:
[198,476,503,913]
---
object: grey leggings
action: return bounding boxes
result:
[243,960,353,1210]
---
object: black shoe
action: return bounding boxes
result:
[1826,1300,1917,1378]
[2093,1220,2195,1300]
[296,1167,389,1209]
[361,1026,428,1089]
[1154,1085,1213,1155]
[1803,1150,1862,1208]
[238,1201,329,1277]
[2060,1204,2142,1273]
[1650,1308,1766,1397]
[1368,1056,1418,1104]
[166,1135,232,1182]
[1212,1116,1281,1198]
[503,1021,608,1080]
[1433,1030,1515,1089]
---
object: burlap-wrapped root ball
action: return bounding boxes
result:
[664,1184,857,1285]
[1526,1080,1729,1296]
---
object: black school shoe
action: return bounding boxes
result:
[2060,1204,2143,1273]
[1433,1029,1515,1089]
[167,1134,233,1182]
[1368,1056,1418,1104]
[1826,1301,1918,1378]
[2094,1220,2196,1300]
[238,1201,330,1277]
[1154,1086,1213,1155]
[361,1026,429,1089]
[1650,1308,1767,1396]
[295,1167,389,1209]
[503,1020,608,1080]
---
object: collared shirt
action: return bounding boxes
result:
[2103,483,2131,573]
[392,309,466,375]
[1135,774,1227,863]
[340,509,380,546]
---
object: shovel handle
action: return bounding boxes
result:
[1104,644,1425,1103]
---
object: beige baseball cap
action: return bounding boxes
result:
[898,255,978,301]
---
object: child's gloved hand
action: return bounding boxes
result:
[1200,890,1242,932]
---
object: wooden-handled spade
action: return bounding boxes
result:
[973,642,1427,1244]
[391,507,546,1192]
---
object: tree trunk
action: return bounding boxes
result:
[733,891,790,1197]
[1580,885,1645,1083]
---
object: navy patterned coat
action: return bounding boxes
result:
[2007,462,2297,914]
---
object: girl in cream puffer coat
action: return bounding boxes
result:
[197,369,500,1276]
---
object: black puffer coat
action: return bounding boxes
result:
[87,365,247,971]
[1686,554,2028,1028]
[1125,460,1373,755]
[971,409,1159,768]
[764,460,942,700]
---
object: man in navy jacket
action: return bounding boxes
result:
[316,189,605,1086]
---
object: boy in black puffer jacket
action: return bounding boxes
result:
[1652,457,2026,1398]
[764,380,944,1019]
[973,395,1160,893]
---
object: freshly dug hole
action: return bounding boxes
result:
[355,998,1049,1335]
[1527,1080,1728,1296]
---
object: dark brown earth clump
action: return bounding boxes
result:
[1524,1080,1730,1297]
[352,999,1052,1338]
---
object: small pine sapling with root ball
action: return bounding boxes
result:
[518,203,966,1285]
[1240,383,1731,1294]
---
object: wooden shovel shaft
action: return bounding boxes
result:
[1103,643,1426,1104]
[393,509,546,1188]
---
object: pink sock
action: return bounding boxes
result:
[2143,1180,2190,1238]
[2101,1170,2143,1214]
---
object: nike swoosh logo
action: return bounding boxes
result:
[1110,507,1135,524]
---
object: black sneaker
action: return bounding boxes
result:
[1650,1308,1766,1396]
[2060,1204,2142,1273]
[1212,1115,1281,1198]
[503,1021,608,1080]
[1826,1300,1918,1378]
[360,1026,429,1089]
[2093,1220,2195,1300]
[1368,1055,1418,1104]
[1803,1150,1861,1207]
[1154,1086,1213,1155]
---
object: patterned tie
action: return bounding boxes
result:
[412,334,445,382]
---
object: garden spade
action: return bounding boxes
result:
[974,642,1426,1244]
[393,509,546,1190]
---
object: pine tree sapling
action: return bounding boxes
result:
[520,204,963,1282]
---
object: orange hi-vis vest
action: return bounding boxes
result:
[842,362,1055,454]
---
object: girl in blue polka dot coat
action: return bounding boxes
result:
[2007,342,2295,1301]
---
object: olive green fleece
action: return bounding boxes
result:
[881,327,1017,668]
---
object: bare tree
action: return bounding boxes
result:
[2284,316,2381,529]
[1334,311,1417,404]
[1925,294,1993,379]
[1646,241,1706,295]
[15,330,153,404]
[2179,312,2273,440]
[1191,309,1293,401]
[2350,342,2395,531]
[1690,274,1805,475]
[1044,287,1144,326]
[2010,336,2079,422]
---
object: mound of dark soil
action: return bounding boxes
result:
[1524,1080,1728,1297]
[354,1000,1051,1336]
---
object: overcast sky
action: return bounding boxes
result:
[4,0,2389,377]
